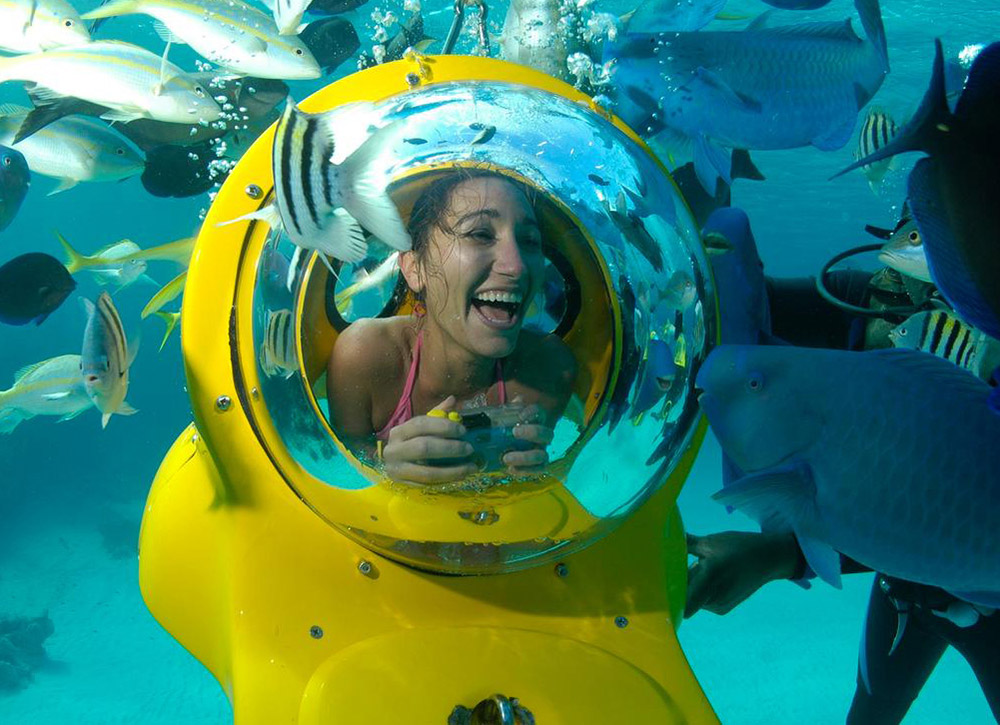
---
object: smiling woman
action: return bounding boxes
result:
[327,169,578,483]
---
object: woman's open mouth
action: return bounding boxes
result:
[470,289,524,330]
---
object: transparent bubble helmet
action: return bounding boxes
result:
[240,78,716,575]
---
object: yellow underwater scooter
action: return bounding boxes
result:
[139,53,720,723]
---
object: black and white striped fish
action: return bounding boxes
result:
[224,99,411,265]
[854,107,899,188]
[259,308,298,379]
[889,310,983,374]
[81,291,138,428]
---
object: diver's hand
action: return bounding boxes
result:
[685,531,801,618]
[502,403,554,470]
[382,396,478,483]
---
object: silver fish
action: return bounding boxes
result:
[81,0,320,80]
[0,105,144,193]
[0,0,90,54]
[81,291,137,428]
[0,41,222,125]
[0,354,93,429]
[58,233,154,291]
[877,218,931,283]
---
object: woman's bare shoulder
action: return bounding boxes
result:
[329,317,414,382]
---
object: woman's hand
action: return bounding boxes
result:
[382,396,478,484]
[685,531,802,618]
[502,403,554,470]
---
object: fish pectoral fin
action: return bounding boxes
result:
[99,108,146,124]
[153,20,187,45]
[42,392,72,400]
[316,209,367,263]
[235,34,268,54]
[218,203,283,231]
[888,607,908,656]
[117,401,139,416]
[693,134,731,193]
[693,67,762,113]
[796,533,842,589]
[339,152,412,252]
[711,460,816,530]
[811,110,858,152]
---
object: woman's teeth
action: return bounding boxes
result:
[473,290,523,304]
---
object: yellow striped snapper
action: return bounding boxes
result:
[81,0,320,80]
[265,0,313,37]
[854,107,899,190]
[259,308,297,378]
[0,105,144,193]
[153,310,180,351]
[225,100,411,264]
[0,0,90,54]
[889,309,1000,380]
[877,217,931,283]
[58,232,155,291]
[0,354,94,432]
[141,269,186,318]
[112,235,195,266]
[0,41,222,125]
[81,292,138,428]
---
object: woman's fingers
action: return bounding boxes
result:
[512,423,554,445]
[383,435,473,463]
[503,448,549,469]
[388,414,466,444]
[386,460,479,484]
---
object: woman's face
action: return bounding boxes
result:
[410,176,545,358]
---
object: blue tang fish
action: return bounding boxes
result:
[704,207,771,346]
[608,0,888,191]
[834,41,1000,356]
[698,344,1000,607]
[0,144,29,232]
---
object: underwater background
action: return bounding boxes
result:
[0,0,997,721]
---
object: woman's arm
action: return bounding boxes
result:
[326,321,382,453]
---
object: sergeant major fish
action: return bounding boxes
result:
[889,309,1000,381]
[260,308,297,378]
[223,100,412,265]
[81,291,138,428]
[0,41,222,125]
[81,0,321,80]
[0,354,94,430]
[854,107,899,191]
[0,0,91,54]
[699,344,1000,606]
[609,0,888,192]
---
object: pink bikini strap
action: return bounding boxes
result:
[376,330,423,441]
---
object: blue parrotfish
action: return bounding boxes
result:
[608,0,888,192]
[0,144,28,231]
[703,207,771,346]
[698,344,1000,607]
[759,0,832,9]
[623,0,728,34]
[834,40,1000,354]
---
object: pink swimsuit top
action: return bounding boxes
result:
[376,330,506,441]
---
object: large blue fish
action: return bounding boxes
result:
[0,144,28,232]
[704,207,771,346]
[834,41,1000,353]
[697,344,1000,607]
[608,0,888,191]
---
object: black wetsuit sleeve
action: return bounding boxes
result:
[766,271,873,350]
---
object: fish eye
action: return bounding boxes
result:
[746,372,764,392]
[195,86,205,97]
[64,19,74,27]
[116,148,125,156]
[295,48,304,55]
[908,231,921,245]
[1,155,10,167]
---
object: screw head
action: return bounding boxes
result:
[309,625,323,639]
[358,560,373,576]
[245,183,262,199]
[614,616,628,629]
[250,387,260,401]
[554,562,568,578]
[405,72,420,87]
[215,395,232,412]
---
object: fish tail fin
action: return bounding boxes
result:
[831,39,949,180]
[80,0,139,20]
[154,311,179,351]
[56,230,86,275]
[855,0,888,73]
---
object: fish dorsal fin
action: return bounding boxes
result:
[152,20,186,45]
[13,360,49,384]
[762,19,861,43]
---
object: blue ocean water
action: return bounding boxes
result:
[0,0,997,721]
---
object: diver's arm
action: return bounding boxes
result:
[686,531,871,618]
[326,322,381,455]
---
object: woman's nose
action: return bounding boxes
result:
[492,232,527,276]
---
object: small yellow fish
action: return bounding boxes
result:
[153,310,180,352]
[142,270,186,319]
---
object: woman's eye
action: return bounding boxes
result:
[521,235,542,249]
[467,229,494,242]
